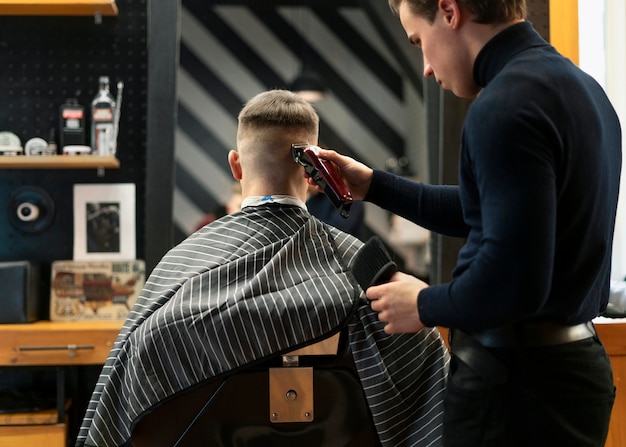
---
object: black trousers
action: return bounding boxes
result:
[443,332,615,447]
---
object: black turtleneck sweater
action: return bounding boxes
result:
[365,21,622,331]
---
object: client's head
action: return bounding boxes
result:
[229,89,320,199]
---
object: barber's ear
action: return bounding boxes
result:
[439,0,460,28]
[228,150,243,180]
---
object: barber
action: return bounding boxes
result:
[311,0,621,445]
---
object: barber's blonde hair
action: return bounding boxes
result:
[388,0,526,24]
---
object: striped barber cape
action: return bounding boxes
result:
[76,204,449,447]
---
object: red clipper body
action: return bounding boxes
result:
[291,143,353,218]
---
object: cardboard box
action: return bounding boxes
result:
[50,260,145,321]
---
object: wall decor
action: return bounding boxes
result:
[73,183,136,261]
[50,259,145,322]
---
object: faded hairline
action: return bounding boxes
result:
[236,90,319,177]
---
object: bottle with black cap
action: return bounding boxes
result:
[60,98,85,151]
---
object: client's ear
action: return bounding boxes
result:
[228,150,242,180]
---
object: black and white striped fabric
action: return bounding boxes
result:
[76,204,449,447]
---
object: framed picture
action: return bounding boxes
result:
[73,183,136,261]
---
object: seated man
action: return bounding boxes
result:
[75,90,449,447]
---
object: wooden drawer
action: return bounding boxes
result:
[0,321,122,366]
[0,423,66,447]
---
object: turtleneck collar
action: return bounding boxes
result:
[473,21,549,88]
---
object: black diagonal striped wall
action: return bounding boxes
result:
[174,0,428,243]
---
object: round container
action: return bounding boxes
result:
[24,137,49,155]
[63,145,92,155]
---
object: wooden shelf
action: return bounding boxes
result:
[0,0,117,16]
[0,155,119,169]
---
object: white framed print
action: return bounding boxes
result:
[73,183,136,261]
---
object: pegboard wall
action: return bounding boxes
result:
[0,2,150,441]
[0,0,148,278]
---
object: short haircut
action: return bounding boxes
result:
[236,89,320,174]
[238,89,319,139]
[388,0,526,24]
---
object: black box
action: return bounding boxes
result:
[0,261,40,323]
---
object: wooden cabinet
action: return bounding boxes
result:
[0,423,66,447]
[0,0,118,16]
[0,321,121,446]
[596,322,626,447]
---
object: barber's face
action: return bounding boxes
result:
[399,0,480,99]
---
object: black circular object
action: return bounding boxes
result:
[8,186,55,234]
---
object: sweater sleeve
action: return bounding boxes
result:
[364,169,469,238]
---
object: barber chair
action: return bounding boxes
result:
[131,331,381,447]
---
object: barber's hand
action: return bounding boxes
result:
[308,147,373,201]
[367,271,428,334]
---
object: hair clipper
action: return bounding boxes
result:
[291,143,353,218]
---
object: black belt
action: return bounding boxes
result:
[467,321,596,348]
[449,322,597,386]
[449,329,509,385]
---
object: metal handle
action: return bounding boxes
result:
[17,344,95,357]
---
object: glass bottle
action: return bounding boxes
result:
[91,76,116,155]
